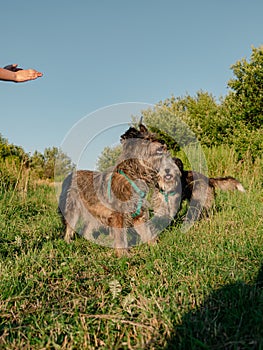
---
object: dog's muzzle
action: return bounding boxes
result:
[164,173,173,181]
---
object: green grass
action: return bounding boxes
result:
[0,149,262,349]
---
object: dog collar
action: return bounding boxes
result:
[159,189,177,204]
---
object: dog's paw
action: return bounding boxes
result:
[115,248,130,257]
[147,237,158,246]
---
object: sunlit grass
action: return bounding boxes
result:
[0,149,262,349]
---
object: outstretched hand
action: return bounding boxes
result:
[1,64,43,82]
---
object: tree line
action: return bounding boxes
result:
[0,136,73,191]
[98,46,263,170]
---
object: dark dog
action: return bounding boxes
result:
[153,156,245,226]
[58,123,169,252]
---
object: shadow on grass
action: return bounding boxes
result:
[166,264,263,350]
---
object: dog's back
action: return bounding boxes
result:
[209,176,245,192]
[172,157,246,223]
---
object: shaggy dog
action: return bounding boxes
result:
[153,156,245,226]
[58,123,170,251]
[153,155,182,219]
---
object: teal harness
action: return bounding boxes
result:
[159,189,177,203]
[107,170,146,218]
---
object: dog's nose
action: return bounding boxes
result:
[165,168,170,174]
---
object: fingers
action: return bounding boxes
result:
[15,69,43,82]
[30,69,43,79]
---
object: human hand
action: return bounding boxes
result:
[15,68,43,82]
[3,64,43,82]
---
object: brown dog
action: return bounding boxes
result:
[58,123,170,251]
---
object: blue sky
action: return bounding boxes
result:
[1,0,262,169]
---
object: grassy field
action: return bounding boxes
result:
[0,147,262,349]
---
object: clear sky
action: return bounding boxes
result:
[1,0,262,169]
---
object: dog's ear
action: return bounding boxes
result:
[173,157,184,173]
[138,117,148,134]
[138,123,148,134]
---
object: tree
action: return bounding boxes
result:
[226,45,263,129]
[54,148,75,180]
[140,91,226,150]
[96,145,122,171]
[139,46,263,160]
[0,135,30,190]
[30,151,45,178]
[43,147,74,180]
[221,46,263,159]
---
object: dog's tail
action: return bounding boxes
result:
[209,176,245,192]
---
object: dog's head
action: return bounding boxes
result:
[157,155,182,192]
[120,122,167,161]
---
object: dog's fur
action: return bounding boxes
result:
[153,156,245,225]
[152,155,182,219]
[58,123,168,251]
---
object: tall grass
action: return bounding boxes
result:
[0,147,262,349]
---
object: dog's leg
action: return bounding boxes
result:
[114,232,129,257]
[134,215,157,244]
[81,220,94,241]
[111,227,128,248]
[63,201,81,243]
[201,186,215,216]
[182,181,213,230]
[109,213,129,255]
[64,224,75,243]
[112,227,129,256]
[185,199,203,222]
